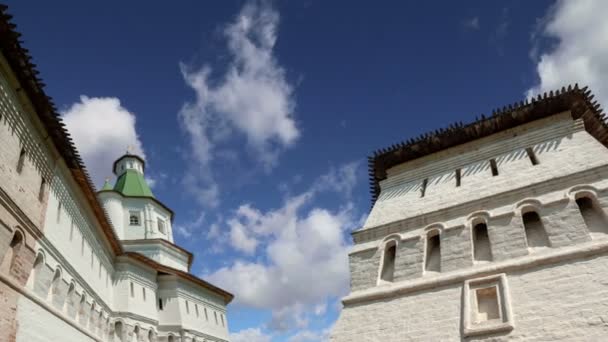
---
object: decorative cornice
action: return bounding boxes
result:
[343,238,608,305]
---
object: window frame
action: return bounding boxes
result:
[462,273,513,337]
[129,211,141,226]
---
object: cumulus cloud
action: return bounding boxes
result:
[230,328,272,342]
[179,0,298,206]
[62,96,145,187]
[527,0,608,106]
[205,162,361,332]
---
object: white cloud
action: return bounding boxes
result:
[527,0,608,106]
[230,327,272,342]
[205,163,361,332]
[62,96,145,187]
[179,0,298,206]
[287,328,331,342]
[174,213,206,239]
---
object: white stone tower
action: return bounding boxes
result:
[98,153,190,272]
[331,86,608,341]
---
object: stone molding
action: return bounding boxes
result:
[342,237,608,305]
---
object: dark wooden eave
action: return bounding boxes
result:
[368,85,608,205]
[0,5,123,255]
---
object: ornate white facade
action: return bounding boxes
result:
[0,7,232,342]
[331,88,608,340]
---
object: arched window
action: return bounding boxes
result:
[168,335,175,342]
[32,252,45,293]
[379,240,397,282]
[129,212,140,226]
[132,326,140,342]
[425,231,441,272]
[48,268,61,302]
[473,222,492,262]
[77,293,86,323]
[64,282,75,314]
[0,229,24,276]
[147,329,154,342]
[114,321,124,342]
[522,211,550,249]
[576,196,608,237]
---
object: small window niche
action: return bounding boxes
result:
[379,240,397,283]
[157,218,166,234]
[576,196,608,238]
[489,159,499,177]
[473,222,492,263]
[463,273,513,337]
[424,230,441,273]
[522,211,550,250]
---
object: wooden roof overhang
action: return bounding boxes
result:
[368,85,608,205]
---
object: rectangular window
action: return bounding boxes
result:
[463,274,513,336]
[221,314,225,327]
[525,147,539,165]
[214,311,218,324]
[186,300,190,314]
[204,307,209,321]
[38,177,46,202]
[158,297,163,310]
[16,148,26,174]
[129,211,141,226]
[489,159,499,176]
[142,288,146,301]
[195,304,199,317]
[157,219,166,234]
[455,168,462,187]
[130,282,134,297]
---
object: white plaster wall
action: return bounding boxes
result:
[113,263,158,321]
[331,253,608,341]
[177,281,230,340]
[43,182,114,305]
[16,295,97,342]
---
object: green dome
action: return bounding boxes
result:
[112,169,154,198]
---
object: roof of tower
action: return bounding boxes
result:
[113,169,155,198]
[368,85,607,205]
[101,178,113,191]
[112,153,146,174]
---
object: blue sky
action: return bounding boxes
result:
[7,0,608,341]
